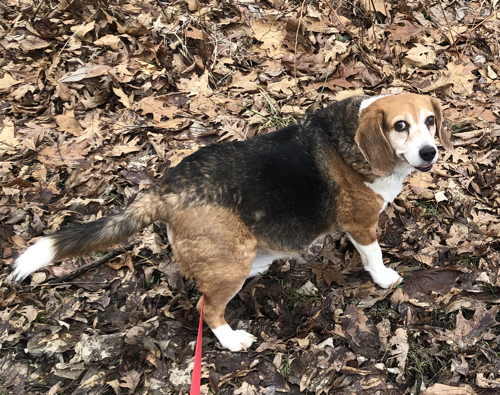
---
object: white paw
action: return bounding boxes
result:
[370,267,402,289]
[212,325,256,351]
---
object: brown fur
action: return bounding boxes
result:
[355,106,396,177]
[327,150,384,245]
[168,205,257,329]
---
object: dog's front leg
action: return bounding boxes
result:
[348,233,401,289]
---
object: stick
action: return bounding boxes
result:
[325,1,383,78]
[48,242,139,285]
[437,0,461,60]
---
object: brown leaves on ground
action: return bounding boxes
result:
[0,0,499,394]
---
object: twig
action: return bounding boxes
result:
[325,1,383,78]
[380,0,402,79]
[153,0,171,22]
[40,0,78,20]
[31,0,45,21]
[48,242,140,285]
[289,0,308,116]
[313,71,330,113]
[22,281,113,289]
[459,7,495,59]
[368,0,383,68]
[381,0,391,25]
[437,0,461,60]
[293,0,308,81]
[0,41,19,64]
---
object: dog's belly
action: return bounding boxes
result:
[247,248,288,278]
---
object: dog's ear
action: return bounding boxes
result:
[355,107,395,177]
[430,97,453,152]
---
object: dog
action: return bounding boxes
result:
[11,93,453,351]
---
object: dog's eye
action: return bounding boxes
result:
[426,116,435,126]
[394,121,408,131]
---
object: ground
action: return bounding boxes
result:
[0,0,500,394]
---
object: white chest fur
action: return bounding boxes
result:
[365,163,413,207]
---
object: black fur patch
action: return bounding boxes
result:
[162,96,368,250]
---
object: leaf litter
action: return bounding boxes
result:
[0,0,499,393]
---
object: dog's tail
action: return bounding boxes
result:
[11,190,165,282]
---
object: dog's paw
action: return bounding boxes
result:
[371,267,402,289]
[212,325,256,351]
[222,330,256,351]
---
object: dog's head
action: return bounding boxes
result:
[355,93,453,177]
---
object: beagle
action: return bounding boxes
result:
[11,93,453,352]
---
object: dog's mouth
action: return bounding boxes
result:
[400,155,434,173]
[415,164,433,172]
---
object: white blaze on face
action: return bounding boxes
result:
[387,108,438,168]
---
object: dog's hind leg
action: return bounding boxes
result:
[196,271,256,351]
[168,206,257,351]
[347,229,401,289]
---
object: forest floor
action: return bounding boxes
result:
[1,0,500,394]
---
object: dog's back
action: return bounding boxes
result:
[161,122,337,251]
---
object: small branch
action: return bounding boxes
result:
[31,0,46,21]
[437,0,461,60]
[154,0,171,22]
[325,1,383,78]
[0,41,18,64]
[368,0,383,69]
[459,8,495,59]
[48,242,139,285]
[382,2,402,79]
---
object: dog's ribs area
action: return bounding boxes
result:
[1,0,499,394]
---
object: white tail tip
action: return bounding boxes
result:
[12,238,56,282]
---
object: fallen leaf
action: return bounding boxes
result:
[113,86,131,108]
[19,36,51,52]
[404,44,436,67]
[476,372,500,389]
[0,74,21,93]
[177,70,213,97]
[55,111,85,136]
[38,140,89,169]
[403,267,462,301]
[422,383,477,394]
[185,0,200,11]
[389,328,409,383]
[59,65,112,83]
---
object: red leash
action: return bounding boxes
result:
[190,294,204,395]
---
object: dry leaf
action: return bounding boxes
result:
[59,65,112,83]
[185,0,200,11]
[113,86,131,108]
[0,74,21,93]
[422,383,477,394]
[55,111,85,136]
[404,44,436,67]
[38,140,89,168]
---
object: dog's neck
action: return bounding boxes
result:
[364,161,414,204]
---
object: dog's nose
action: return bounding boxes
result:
[419,146,437,162]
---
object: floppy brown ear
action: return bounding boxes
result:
[355,108,396,177]
[431,97,453,152]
